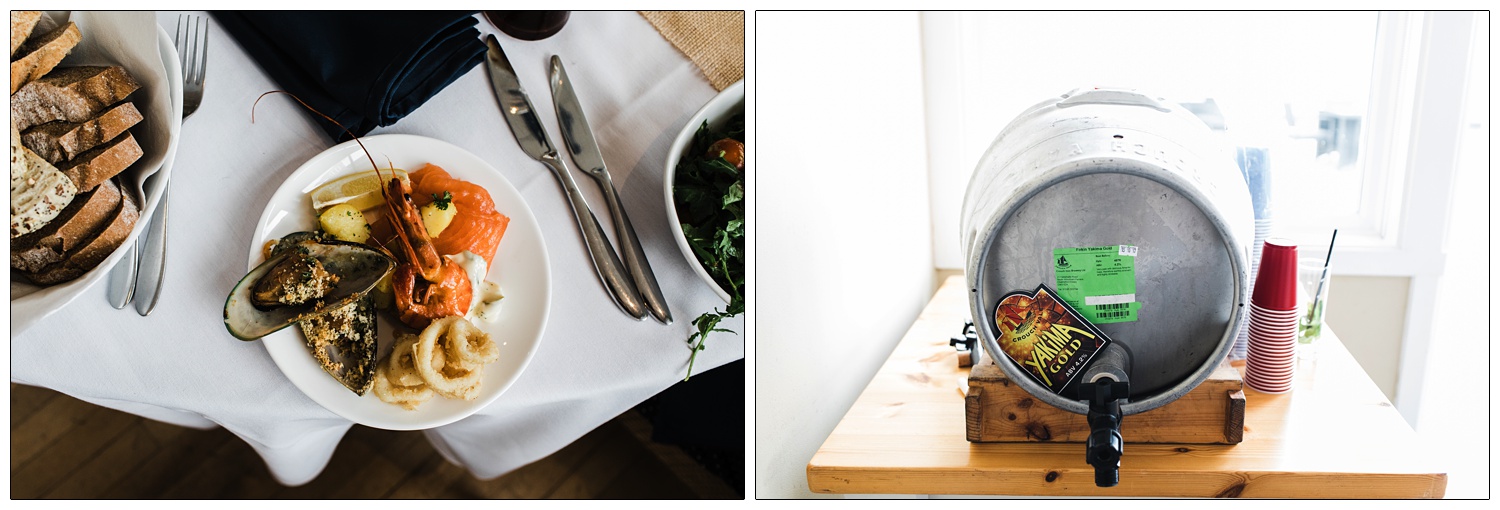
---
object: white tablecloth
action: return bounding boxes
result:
[11,11,742,485]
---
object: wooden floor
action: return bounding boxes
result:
[10,383,740,499]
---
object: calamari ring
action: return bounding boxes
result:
[372,364,433,410]
[437,361,482,401]
[433,315,499,369]
[389,333,445,387]
[414,316,484,400]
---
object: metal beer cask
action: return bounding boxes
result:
[961,88,1253,416]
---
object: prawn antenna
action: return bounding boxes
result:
[251,90,381,176]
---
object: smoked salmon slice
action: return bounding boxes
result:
[366,163,509,268]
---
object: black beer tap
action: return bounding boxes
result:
[1079,378,1129,487]
[950,320,979,367]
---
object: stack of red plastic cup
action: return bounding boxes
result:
[1245,239,1299,393]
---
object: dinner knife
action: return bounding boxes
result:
[548,56,672,325]
[483,34,647,320]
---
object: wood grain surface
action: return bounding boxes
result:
[11,384,739,499]
[806,275,1447,498]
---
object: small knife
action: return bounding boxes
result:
[549,55,672,325]
[134,184,169,315]
[105,239,138,309]
[483,34,647,320]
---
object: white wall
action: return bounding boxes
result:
[755,12,935,498]
[1324,275,1408,401]
[1411,16,1488,497]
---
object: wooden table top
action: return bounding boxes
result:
[807,276,1447,498]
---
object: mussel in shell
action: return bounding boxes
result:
[223,232,394,341]
[298,294,380,395]
[251,253,340,308]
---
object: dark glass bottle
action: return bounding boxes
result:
[484,11,570,41]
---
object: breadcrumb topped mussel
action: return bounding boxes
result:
[251,251,340,307]
[224,231,394,341]
[299,293,380,395]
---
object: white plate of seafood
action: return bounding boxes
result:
[237,134,550,430]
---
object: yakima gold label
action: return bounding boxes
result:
[993,283,1113,394]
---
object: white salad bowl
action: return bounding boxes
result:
[662,80,744,303]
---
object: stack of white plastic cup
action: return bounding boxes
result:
[1233,217,1273,359]
[1230,146,1272,361]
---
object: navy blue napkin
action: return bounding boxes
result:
[214,11,486,140]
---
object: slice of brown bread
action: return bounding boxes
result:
[11,66,140,131]
[22,102,143,164]
[11,11,42,58]
[57,131,142,192]
[21,179,139,285]
[10,21,81,94]
[11,177,122,273]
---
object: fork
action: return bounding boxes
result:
[107,14,206,314]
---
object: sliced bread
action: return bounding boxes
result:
[11,66,139,131]
[20,179,139,285]
[10,21,81,94]
[10,125,27,190]
[57,131,142,192]
[10,11,41,58]
[11,176,122,273]
[22,102,143,164]
[11,130,79,238]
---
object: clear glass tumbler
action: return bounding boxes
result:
[1297,255,1331,344]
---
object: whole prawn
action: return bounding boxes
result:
[377,167,472,329]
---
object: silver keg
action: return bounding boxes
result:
[962,88,1253,417]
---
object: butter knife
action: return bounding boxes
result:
[549,56,672,325]
[106,238,138,308]
[133,184,168,315]
[483,34,647,320]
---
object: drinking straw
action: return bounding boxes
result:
[1308,229,1338,322]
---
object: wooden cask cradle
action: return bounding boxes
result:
[965,358,1246,444]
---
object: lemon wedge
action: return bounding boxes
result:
[310,168,411,213]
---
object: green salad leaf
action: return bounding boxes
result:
[674,113,745,380]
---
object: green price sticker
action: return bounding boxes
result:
[1052,245,1141,324]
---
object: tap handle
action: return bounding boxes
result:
[1081,379,1129,488]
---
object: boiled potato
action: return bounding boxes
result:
[319,203,371,243]
[420,199,457,238]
